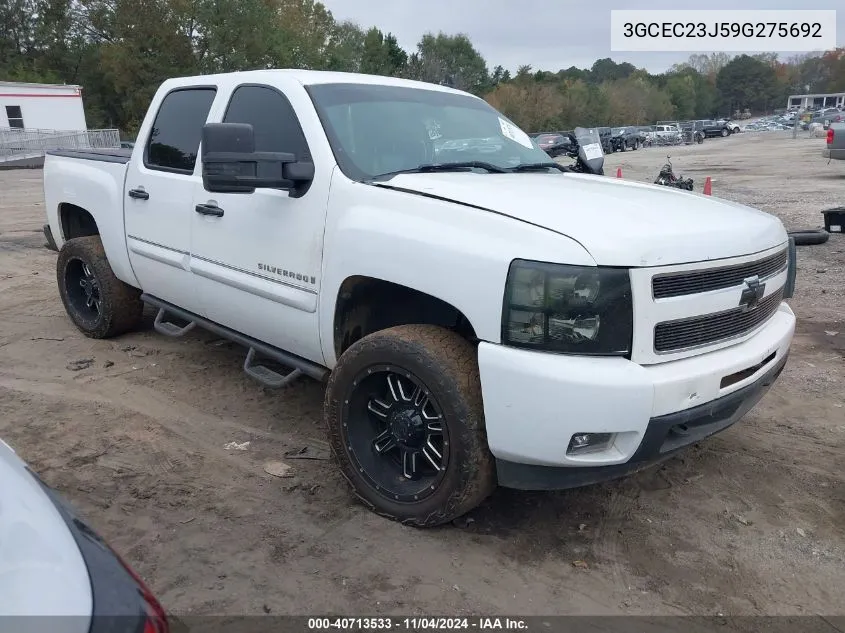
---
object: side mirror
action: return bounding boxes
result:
[201,122,314,195]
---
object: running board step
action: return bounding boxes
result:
[243,348,302,388]
[141,294,328,383]
[153,307,197,337]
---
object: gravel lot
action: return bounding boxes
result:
[0,131,843,619]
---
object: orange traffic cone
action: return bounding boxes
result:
[616,167,622,178]
[703,177,712,196]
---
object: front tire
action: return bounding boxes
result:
[721,128,729,137]
[57,236,143,338]
[325,325,496,527]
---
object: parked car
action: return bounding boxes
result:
[802,109,843,131]
[42,69,796,527]
[609,127,643,152]
[717,119,741,134]
[0,437,171,632]
[595,126,614,153]
[648,124,683,144]
[701,120,734,138]
[822,111,844,130]
[824,122,845,160]
[635,126,655,147]
[534,132,571,158]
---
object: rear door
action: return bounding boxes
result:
[124,86,217,313]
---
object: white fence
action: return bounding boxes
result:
[0,127,121,161]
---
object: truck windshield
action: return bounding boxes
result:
[307,83,554,180]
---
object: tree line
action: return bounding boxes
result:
[2,0,844,136]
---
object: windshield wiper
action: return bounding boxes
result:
[510,162,568,173]
[370,161,508,181]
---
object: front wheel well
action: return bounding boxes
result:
[333,276,478,359]
[59,203,99,241]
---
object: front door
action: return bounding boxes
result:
[190,82,330,365]
[124,86,217,314]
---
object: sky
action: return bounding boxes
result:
[318,0,844,74]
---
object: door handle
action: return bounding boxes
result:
[195,203,224,217]
[128,188,149,200]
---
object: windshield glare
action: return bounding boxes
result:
[307,83,553,179]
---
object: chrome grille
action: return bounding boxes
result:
[652,249,787,299]
[654,288,784,353]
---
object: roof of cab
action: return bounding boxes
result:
[162,69,469,95]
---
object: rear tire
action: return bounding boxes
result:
[57,236,143,338]
[325,325,496,527]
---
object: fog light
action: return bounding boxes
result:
[567,432,614,455]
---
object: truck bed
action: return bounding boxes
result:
[46,148,133,164]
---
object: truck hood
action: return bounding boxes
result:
[382,172,787,266]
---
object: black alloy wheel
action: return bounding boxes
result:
[65,258,103,321]
[343,366,448,502]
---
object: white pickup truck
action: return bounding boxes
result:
[43,70,796,527]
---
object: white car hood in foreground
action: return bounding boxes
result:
[0,438,92,627]
[384,172,787,266]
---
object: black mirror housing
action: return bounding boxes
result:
[201,122,314,196]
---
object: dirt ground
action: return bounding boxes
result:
[0,132,843,618]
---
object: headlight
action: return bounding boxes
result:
[502,260,633,356]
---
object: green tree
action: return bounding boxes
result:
[359,27,407,76]
[407,32,489,94]
[716,54,779,115]
[324,21,366,72]
[589,57,636,83]
[490,64,510,86]
[666,73,697,120]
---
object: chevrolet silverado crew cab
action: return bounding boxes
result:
[43,70,797,527]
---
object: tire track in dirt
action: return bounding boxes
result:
[0,366,320,448]
[0,371,282,477]
[591,487,637,595]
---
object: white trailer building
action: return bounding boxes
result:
[787,92,845,110]
[0,81,87,131]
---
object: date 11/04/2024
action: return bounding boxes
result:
[622,21,822,39]
[307,617,529,630]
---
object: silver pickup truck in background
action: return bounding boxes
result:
[824,122,845,161]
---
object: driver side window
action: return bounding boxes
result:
[223,85,311,161]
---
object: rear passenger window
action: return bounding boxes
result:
[223,85,311,160]
[145,88,216,173]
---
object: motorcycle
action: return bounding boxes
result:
[654,156,693,191]
[559,127,605,175]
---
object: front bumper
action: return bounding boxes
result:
[495,353,787,490]
[823,148,845,160]
[477,302,795,488]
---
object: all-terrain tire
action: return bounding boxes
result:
[325,324,496,527]
[57,236,143,338]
